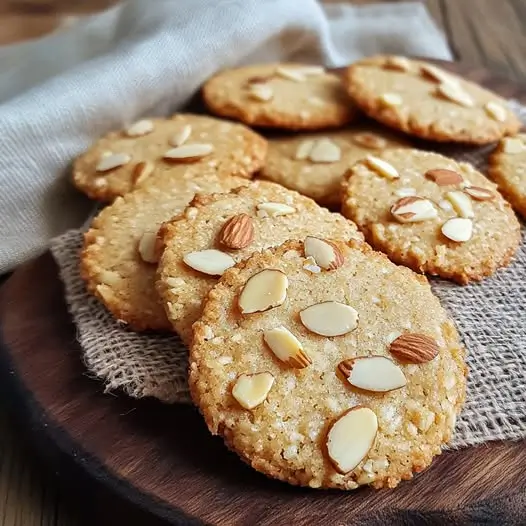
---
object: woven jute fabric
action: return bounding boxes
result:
[50,101,526,449]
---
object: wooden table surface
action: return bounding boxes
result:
[1,1,525,525]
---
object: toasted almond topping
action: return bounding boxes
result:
[300,301,358,337]
[425,168,463,186]
[238,269,288,314]
[384,56,412,72]
[96,153,131,172]
[436,82,474,107]
[125,119,154,137]
[294,140,315,160]
[263,326,311,368]
[352,133,387,150]
[304,237,344,270]
[379,93,402,107]
[366,155,399,179]
[218,214,254,250]
[131,160,155,186]
[295,65,325,76]
[275,66,306,82]
[441,217,473,242]
[183,249,235,275]
[502,137,526,154]
[420,64,459,86]
[339,356,407,392]
[446,190,474,218]
[464,186,495,201]
[438,199,453,211]
[163,143,214,162]
[232,372,275,409]
[170,124,192,147]
[484,101,507,122]
[248,83,274,102]
[391,196,437,222]
[256,202,296,217]
[389,333,439,363]
[394,187,416,198]
[137,231,159,263]
[308,139,341,163]
[326,407,378,474]
[303,256,321,274]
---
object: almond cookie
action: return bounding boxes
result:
[260,125,410,207]
[73,114,267,202]
[156,181,362,343]
[190,239,466,490]
[341,149,520,284]
[203,64,356,130]
[344,56,521,144]
[81,172,248,331]
[488,134,526,219]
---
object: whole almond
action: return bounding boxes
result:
[219,214,254,249]
[389,333,439,364]
[425,169,463,186]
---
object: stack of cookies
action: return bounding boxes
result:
[73,56,524,491]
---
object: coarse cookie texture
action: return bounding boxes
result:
[156,181,362,343]
[73,113,267,201]
[190,239,466,490]
[260,125,410,207]
[203,64,357,130]
[488,134,526,219]
[343,56,521,144]
[341,149,520,284]
[81,172,248,331]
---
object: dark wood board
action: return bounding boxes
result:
[0,63,526,525]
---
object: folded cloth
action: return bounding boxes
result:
[0,0,451,273]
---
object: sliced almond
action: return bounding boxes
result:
[238,269,288,314]
[248,83,274,102]
[352,133,387,150]
[131,160,155,186]
[275,66,306,82]
[420,64,459,86]
[125,119,154,137]
[304,237,344,270]
[232,372,275,409]
[379,93,402,107]
[391,196,437,223]
[263,326,311,368]
[218,214,254,250]
[163,143,214,162]
[294,140,315,160]
[425,168,463,186]
[96,153,131,172]
[170,124,192,147]
[137,231,159,263]
[484,101,507,122]
[464,186,495,201]
[389,333,439,363]
[384,56,412,72]
[300,301,358,337]
[446,190,474,218]
[308,139,341,163]
[441,217,473,242]
[326,407,378,474]
[366,155,399,180]
[394,187,416,198]
[438,199,453,211]
[297,65,326,76]
[502,137,526,154]
[436,82,474,107]
[339,356,406,392]
[256,202,296,217]
[183,249,235,275]
[303,256,321,274]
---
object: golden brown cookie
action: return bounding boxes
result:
[156,181,362,343]
[488,134,526,219]
[203,64,357,130]
[191,239,466,490]
[260,125,410,207]
[343,56,521,144]
[341,149,520,284]
[81,172,248,331]
[73,114,267,202]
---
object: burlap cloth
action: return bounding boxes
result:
[50,101,526,449]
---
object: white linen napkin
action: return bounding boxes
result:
[0,0,451,273]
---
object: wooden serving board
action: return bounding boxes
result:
[1,63,525,525]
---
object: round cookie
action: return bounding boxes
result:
[341,149,520,284]
[156,181,363,343]
[343,56,521,144]
[81,172,248,331]
[203,64,357,130]
[190,239,466,490]
[73,113,267,202]
[260,125,410,207]
[488,134,526,219]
